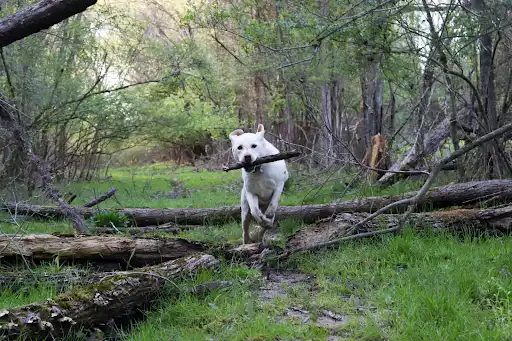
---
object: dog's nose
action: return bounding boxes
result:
[244,155,252,163]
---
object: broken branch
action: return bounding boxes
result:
[83,187,117,208]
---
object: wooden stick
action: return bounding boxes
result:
[222,151,301,172]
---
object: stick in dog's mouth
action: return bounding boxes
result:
[222,151,301,172]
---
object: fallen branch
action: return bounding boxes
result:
[0,234,207,267]
[3,179,512,226]
[0,254,218,340]
[83,187,117,208]
[0,233,264,268]
[0,0,98,48]
[286,206,512,252]
[222,151,301,172]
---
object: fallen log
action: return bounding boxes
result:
[0,254,218,340]
[286,206,512,252]
[0,234,207,267]
[0,233,264,268]
[3,179,512,226]
[222,151,301,172]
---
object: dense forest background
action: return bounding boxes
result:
[2,0,512,190]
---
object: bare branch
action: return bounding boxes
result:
[83,187,117,208]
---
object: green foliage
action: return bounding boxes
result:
[91,210,129,228]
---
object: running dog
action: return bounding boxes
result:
[229,124,289,244]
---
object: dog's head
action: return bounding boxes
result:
[229,124,268,164]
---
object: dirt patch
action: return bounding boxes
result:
[258,269,354,339]
[258,270,312,303]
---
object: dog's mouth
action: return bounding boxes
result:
[240,160,261,173]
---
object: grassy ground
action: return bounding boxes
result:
[0,163,511,340]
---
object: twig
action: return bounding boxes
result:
[222,151,301,172]
[83,187,117,208]
[267,122,512,263]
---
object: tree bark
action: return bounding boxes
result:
[287,206,512,251]
[0,0,97,47]
[0,254,218,340]
[3,180,512,226]
[0,234,207,267]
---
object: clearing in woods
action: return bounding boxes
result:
[0,164,511,340]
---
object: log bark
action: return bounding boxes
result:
[0,254,218,340]
[3,180,512,226]
[0,0,98,48]
[287,206,512,251]
[0,234,207,267]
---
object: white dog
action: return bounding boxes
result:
[229,124,289,244]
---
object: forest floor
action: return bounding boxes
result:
[0,163,511,340]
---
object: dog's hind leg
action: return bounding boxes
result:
[241,194,253,244]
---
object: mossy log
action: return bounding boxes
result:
[0,254,218,340]
[2,180,512,226]
[0,234,207,267]
[287,206,512,251]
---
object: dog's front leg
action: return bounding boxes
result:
[264,182,285,222]
[245,191,273,228]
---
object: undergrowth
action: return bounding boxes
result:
[0,163,510,340]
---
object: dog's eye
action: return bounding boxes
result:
[251,144,257,148]
[237,145,243,150]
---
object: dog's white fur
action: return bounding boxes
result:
[229,124,289,244]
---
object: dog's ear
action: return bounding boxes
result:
[229,129,244,140]
[256,124,265,138]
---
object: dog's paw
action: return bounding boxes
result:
[264,207,276,220]
[260,216,274,230]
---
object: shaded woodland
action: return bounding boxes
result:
[2,0,512,187]
[1,0,512,340]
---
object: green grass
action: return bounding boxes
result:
[0,163,510,340]
[118,265,330,341]
[289,229,512,340]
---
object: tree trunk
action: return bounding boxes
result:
[287,206,512,251]
[4,180,512,226]
[0,0,98,48]
[377,108,469,186]
[0,254,218,340]
[473,0,501,179]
